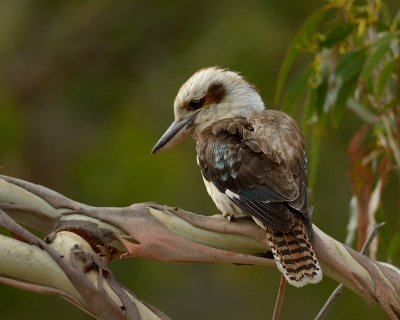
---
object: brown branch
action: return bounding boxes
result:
[0,175,399,319]
[272,275,287,320]
[314,222,386,320]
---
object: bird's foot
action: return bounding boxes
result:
[224,213,235,223]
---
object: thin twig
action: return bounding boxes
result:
[314,222,385,320]
[272,275,287,320]
[314,285,344,320]
[360,222,385,255]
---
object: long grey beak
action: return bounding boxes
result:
[151,111,199,154]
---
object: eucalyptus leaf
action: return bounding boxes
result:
[275,7,328,104]
[304,90,316,126]
[282,64,313,115]
[335,50,367,82]
[361,32,399,81]
[322,24,354,48]
[308,123,323,188]
[323,75,340,114]
[376,59,396,97]
[333,75,358,126]
[347,98,379,124]
[345,196,359,247]
[315,75,328,118]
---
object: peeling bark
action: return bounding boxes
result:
[0,175,399,319]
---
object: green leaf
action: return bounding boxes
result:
[376,59,396,97]
[335,49,367,82]
[308,123,323,189]
[275,7,328,105]
[361,32,399,81]
[332,75,359,126]
[304,90,316,126]
[282,64,313,115]
[380,2,392,29]
[330,50,365,121]
[315,74,328,118]
[321,23,354,48]
[372,30,399,49]
[336,75,358,109]
[347,98,379,124]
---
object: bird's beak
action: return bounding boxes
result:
[151,111,200,154]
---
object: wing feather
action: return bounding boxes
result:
[196,111,310,233]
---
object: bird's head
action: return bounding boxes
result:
[151,67,264,154]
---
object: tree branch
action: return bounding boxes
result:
[0,207,169,320]
[0,175,399,319]
[272,275,286,320]
[315,222,386,320]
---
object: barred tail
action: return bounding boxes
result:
[266,218,322,287]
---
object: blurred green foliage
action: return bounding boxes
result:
[277,0,400,266]
[0,1,399,319]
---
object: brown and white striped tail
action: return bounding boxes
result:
[266,218,322,287]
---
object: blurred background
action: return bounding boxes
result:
[0,1,398,319]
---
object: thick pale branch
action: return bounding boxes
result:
[0,207,169,320]
[0,175,399,319]
[315,222,386,320]
[0,233,82,305]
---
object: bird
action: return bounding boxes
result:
[151,67,322,287]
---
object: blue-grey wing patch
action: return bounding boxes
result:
[196,117,309,234]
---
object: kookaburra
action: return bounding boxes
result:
[152,67,322,287]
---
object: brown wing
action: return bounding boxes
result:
[196,110,311,234]
[248,110,309,214]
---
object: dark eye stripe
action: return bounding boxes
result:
[183,82,226,111]
[188,98,204,111]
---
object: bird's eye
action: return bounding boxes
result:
[188,98,204,110]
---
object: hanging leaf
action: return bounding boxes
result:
[323,76,340,110]
[335,49,367,82]
[308,123,323,188]
[321,23,354,48]
[281,64,313,115]
[331,75,358,126]
[361,32,399,81]
[312,71,329,119]
[304,90,317,129]
[375,59,396,98]
[275,7,329,105]
[347,98,379,124]
[345,196,359,247]
[347,125,374,250]
[367,179,384,260]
